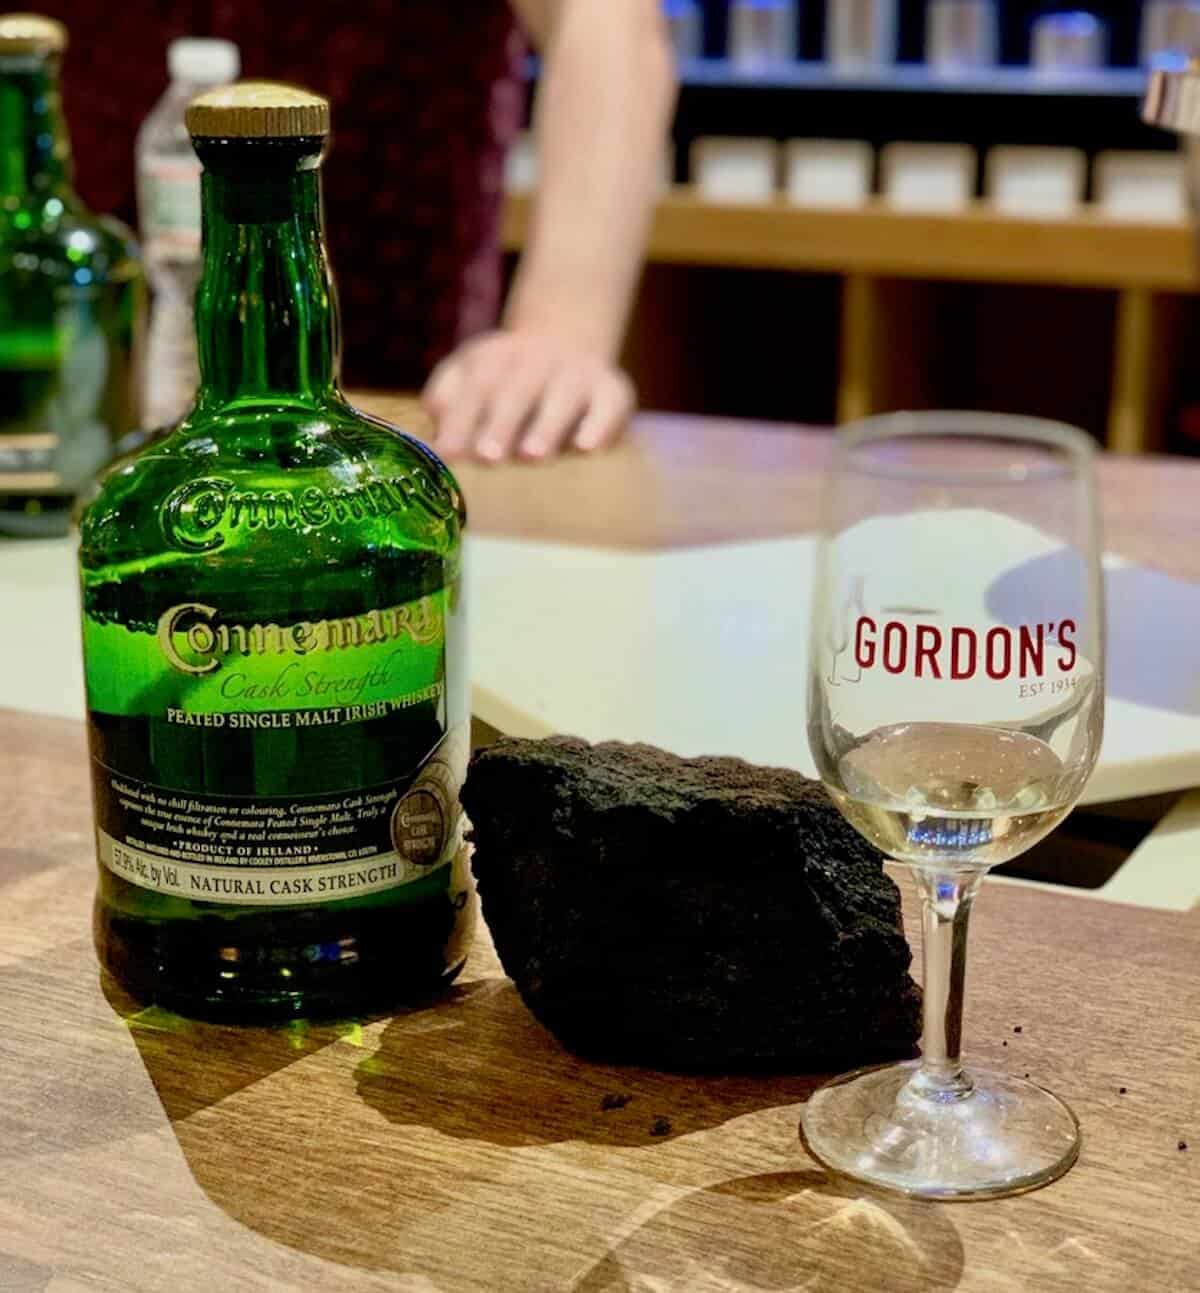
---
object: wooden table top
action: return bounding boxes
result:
[5,405,1200,1290]
[2,709,1197,1291]
[362,395,1200,582]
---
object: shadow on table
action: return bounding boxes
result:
[106,967,959,1284]
[355,977,826,1147]
[0,1252,53,1293]
[572,1170,965,1293]
[100,973,353,1122]
[0,940,261,1163]
[0,846,67,887]
[988,554,1200,715]
[0,943,340,1165]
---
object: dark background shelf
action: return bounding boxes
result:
[520,3,1192,448]
[696,0,1147,67]
[670,62,1168,171]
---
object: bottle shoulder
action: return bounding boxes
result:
[0,201,140,279]
[80,401,465,571]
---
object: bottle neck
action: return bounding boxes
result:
[0,55,73,202]
[193,138,340,410]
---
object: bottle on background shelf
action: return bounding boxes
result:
[1030,10,1108,76]
[1141,0,1200,69]
[926,0,999,75]
[729,0,797,70]
[81,81,471,1022]
[0,13,142,537]
[137,37,239,430]
[826,0,898,73]
[664,0,704,60]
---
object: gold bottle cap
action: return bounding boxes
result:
[0,13,67,54]
[186,80,329,139]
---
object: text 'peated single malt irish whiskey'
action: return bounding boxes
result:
[80,82,472,1021]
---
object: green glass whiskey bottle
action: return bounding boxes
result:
[80,82,473,1021]
[0,13,141,536]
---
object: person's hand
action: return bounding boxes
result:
[422,330,635,463]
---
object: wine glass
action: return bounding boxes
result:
[802,411,1105,1200]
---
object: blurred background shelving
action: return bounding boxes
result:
[688,0,1150,68]
[668,62,1165,166]
[512,2,1200,452]
[503,193,1193,454]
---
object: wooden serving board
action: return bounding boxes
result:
[0,710,1196,1291]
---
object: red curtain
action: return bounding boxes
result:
[38,0,526,388]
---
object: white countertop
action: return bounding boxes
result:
[5,533,1198,912]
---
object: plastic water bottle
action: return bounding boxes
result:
[136,38,239,428]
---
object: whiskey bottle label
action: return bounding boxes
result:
[91,733,463,905]
[84,588,466,906]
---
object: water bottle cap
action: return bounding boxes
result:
[169,37,240,85]
[1031,9,1107,71]
[1037,11,1103,37]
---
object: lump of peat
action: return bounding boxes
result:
[461,737,921,1071]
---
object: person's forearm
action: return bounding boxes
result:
[505,0,677,361]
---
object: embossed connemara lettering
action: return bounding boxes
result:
[161,471,455,552]
[158,599,442,676]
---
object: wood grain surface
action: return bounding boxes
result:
[1,708,1197,1292]
[361,395,1200,581]
[8,406,1200,1289]
[503,192,1200,291]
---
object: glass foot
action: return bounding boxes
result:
[800,1060,1080,1201]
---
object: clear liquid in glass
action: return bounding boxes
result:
[829,722,1078,868]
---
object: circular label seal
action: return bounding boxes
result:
[391,785,447,869]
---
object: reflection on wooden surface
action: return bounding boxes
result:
[573,1171,965,1292]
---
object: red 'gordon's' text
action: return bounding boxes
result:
[854,617,1077,680]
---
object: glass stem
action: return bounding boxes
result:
[912,868,985,1099]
